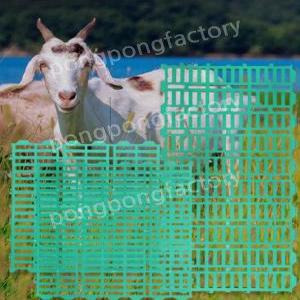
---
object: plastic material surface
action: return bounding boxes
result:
[10,64,297,298]
[161,64,297,292]
[11,141,193,299]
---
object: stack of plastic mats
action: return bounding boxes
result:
[10,64,297,299]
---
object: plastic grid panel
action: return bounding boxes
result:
[11,141,193,300]
[161,64,297,292]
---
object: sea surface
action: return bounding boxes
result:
[0,56,300,90]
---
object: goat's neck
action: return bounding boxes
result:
[55,87,110,142]
[55,100,86,140]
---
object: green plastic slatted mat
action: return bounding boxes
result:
[11,141,193,299]
[160,64,297,292]
[10,64,297,298]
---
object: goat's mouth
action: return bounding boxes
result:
[57,101,80,113]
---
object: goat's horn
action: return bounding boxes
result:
[36,18,55,42]
[76,18,96,40]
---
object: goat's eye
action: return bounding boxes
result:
[69,43,84,55]
[39,62,49,71]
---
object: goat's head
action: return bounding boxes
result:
[7,18,122,113]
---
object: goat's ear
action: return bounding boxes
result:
[0,55,40,96]
[20,55,40,86]
[93,54,123,90]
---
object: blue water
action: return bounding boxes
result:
[1,56,300,90]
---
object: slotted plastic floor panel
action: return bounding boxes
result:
[161,64,297,292]
[11,64,297,297]
[11,141,193,299]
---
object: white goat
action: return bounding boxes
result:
[0,18,253,157]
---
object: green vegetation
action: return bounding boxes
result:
[0,0,300,55]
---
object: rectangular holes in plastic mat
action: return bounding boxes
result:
[161,64,297,292]
[10,142,59,272]
[11,141,193,299]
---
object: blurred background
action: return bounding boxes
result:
[1,0,300,88]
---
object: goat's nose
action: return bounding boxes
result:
[58,91,76,102]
